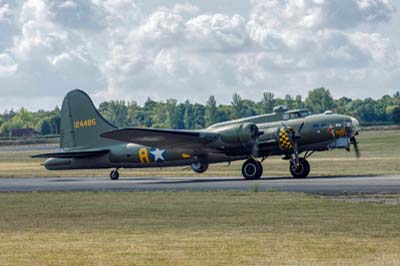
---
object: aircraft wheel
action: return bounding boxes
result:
[242,159,263,180]
[191,162,209,173]
[110,170,119,180]
[290,158,310,178]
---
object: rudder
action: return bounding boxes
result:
[61,89,118,150]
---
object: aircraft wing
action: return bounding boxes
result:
[101,128,218,152]
[32,149,110,158]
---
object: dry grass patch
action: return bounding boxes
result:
[0,192,400,265]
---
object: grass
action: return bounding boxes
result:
[0,191,400,265]
[0,129,399,177]
[0,136,59,146]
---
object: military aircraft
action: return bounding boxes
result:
[33,89,361,180]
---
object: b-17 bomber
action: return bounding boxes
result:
[33,90,361,180]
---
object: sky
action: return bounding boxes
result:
[0,0,399,112]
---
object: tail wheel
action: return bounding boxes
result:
[290,158,310,178]
[242,159,263,180]
[191,162,209,173]
[110,170,119,180]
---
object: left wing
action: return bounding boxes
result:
[32,149,110,158]
[101,128,218,152]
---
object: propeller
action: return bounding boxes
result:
[296,122,305,136]
[280,122,305,165]
[350,136,361,159]
[251,126,263,157]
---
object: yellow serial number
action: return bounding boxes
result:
[74,119,97,129]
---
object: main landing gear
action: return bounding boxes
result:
[289,157,310,178]
[110,169,119,180]
[287,150,314,178]
[242,159,263,180]
[241,150,313,180]
[191,161,209,173]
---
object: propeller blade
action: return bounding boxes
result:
[297,122,305,135]
[350,137,361,159]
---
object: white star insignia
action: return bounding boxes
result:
[151,148,165,162]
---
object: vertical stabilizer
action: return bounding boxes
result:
[61,89,118,150]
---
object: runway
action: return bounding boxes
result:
[0,175,400,194]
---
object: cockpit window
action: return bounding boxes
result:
[282,114,289,120]
[289,113,299,119]
[299,110,312,117]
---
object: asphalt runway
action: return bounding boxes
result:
[0,175,400,194]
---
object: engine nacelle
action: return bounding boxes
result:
[214,122,259,145]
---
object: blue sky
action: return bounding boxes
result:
[0,0,399,111]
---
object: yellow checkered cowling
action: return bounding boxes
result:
[279,128,293,150]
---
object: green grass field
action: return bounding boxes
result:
[1,130,400,265]
[0,192,400,266]
[0,129,399,177]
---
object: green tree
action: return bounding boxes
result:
[231,93,244,119]
[36,118,52,135]
[193,104,205,129]
[392,106,400,124]
[184,100,195,129]
[284,94,294,109]
[99,100,129,127]
[294,95,304,109]
[216,105,232,123]
[166,99,179,129]
[205,96,218,126]
[14,108,34,128]
[241,99,256,117]
[260,92,275,113]
[0,118,24,137]
[305,88,335,113]
[48,115,61,134]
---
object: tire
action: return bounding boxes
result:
[290,158,310,178]
[110,170,119,180]
[191,162,209,174]
[242,159,263,180]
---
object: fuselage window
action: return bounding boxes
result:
[313,124,320,129]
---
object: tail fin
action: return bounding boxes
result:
[60,89,118,150]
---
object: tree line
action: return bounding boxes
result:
[1,88,399,137]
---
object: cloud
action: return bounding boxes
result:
[59,1,77,9]
[186,14,248,51]
[0,53,17,77]
[0,0,398,111]
[0,2,11,23]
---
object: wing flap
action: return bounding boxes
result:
[32,149,110,158]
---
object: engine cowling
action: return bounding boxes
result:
[216,123,259,148]
[216,122,259,145]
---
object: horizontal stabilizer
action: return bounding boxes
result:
[101,128,218,152]
[32,149,110,158]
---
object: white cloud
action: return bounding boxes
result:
[0,0,398,111]
[59,1,77,9]
[0,53,17,77]
[0,2,11,23]
[186,14,248,51]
